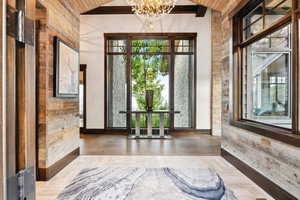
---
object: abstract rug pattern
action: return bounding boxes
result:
[57,168,238,200]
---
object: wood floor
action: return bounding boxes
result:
[80,132,221,155]
[36,133,274,200]
[36,156,274,200]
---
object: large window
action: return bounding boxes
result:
[232,0,300,140]
[105,34,196,130]
[243,25,292,128]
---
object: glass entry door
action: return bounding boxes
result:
[106,34,196,129]
[131,40,170,128]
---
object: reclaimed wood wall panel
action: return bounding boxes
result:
[36,8,48,170]
[15,0,37,174]
[0,0,4,198]
[38,0,80,42]
[36,0,80,179]
[4,0,37,198]
[211,10,223,136]
[6,0,17,183]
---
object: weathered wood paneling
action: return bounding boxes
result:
[222,125,300,198]
[38,0,80,42]
[211,10,222,136]
[15,0,37,176]
[36,0,80,179]
[4,0,37,198]
[6,0,17,188]
[0,0,4,198]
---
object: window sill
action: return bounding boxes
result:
[229,119,300,148]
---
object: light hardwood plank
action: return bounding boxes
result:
[36,155,274,200]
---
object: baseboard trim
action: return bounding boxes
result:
[80,128,211,135]
[80,128,128,134]
[221,148,297,200]
[171,129,211,134]
[37,147,80,181]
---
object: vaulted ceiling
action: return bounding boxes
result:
[58,0,240,15]
[191,0,230,11]
[58,0,113,14]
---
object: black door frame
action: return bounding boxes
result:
[80,64,87,131]
[104,33,197,131]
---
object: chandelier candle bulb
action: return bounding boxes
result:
[127,0,177,31]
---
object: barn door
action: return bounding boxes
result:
[1,1,5,200]
[6,0,36,199]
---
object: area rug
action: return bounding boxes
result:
[57,168,238,200]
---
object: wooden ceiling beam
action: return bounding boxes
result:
[56,0,249,18]
[82,5,207,17]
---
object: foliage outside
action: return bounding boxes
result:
[131,40,169,128]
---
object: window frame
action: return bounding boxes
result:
[79,64,87,131]
[231,0,300,147]
[104,33,197,131]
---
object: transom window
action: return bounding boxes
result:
[243,0,292,39]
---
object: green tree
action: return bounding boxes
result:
[131,40,168,111]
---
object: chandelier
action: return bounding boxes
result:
[127,0,177,31]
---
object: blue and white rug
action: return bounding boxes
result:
[57,168,238,200]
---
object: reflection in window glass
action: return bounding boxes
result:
[265,0,291,26]
[79,84,84,127]
[132,40,169,53]
[106,37,196,129]
[243,4,264,38]
[107,40,127,53]
[243,0,291,39]
[131,54,170,128]
[175,40,194,52]
[107,55,127,128]
[243,25,292,128]
[174,55,193,128]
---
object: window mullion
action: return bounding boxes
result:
[291,0,299,134]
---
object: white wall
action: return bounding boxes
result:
[80,6,212,130]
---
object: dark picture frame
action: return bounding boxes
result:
[54,36,80,98]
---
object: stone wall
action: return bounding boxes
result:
[220,13,300,198]
[36,1,80,179]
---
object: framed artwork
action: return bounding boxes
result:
[54,36,80,98]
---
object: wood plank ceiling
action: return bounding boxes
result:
[191,0,230,11]
[58,0,240,14]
